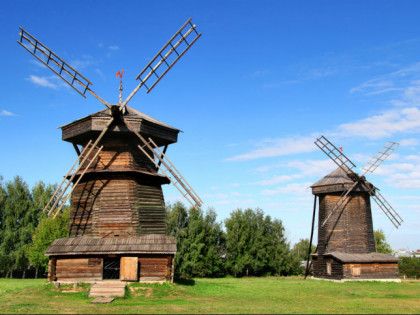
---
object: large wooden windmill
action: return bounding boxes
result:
[306,136,402,281]
[18,19,202,283]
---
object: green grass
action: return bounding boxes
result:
[0,277,419,314]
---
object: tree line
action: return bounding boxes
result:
[0,176,68,278]
[2,174,415,279]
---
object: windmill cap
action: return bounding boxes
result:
[311,167,375,195]
[58,105,181,146]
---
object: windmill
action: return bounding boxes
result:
[18,19,202,283]
[305,135,402,281]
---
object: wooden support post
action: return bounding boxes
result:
[305,195,317,279]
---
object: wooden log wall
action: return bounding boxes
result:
[312,256,344,280]
[313,255,399,280]
[54,257,102,282]
[343,263,399,279]
[68,137,169,237]
[52,254,174,283]
[69,175,167,237]
[317,192,376,255]
[80,140,157,174]
[139,255,173,283]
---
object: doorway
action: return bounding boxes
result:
[103,257,120,279]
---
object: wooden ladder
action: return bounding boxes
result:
[43,140,104,218]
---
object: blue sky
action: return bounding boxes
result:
[1,0,420,251]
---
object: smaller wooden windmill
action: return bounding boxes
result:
[18,19,202,283]
[305,136,402,281]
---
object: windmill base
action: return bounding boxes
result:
[311,277,401,283]
[311,252,399,281]
[45,235,176,283]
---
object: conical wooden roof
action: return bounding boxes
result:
[311,167,374,195]
[59,106,180,146]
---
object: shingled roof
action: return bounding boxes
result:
[59,105,181,146]
[311,167,375,195]
[59,105,180,132]
[325,251,399,263]
[45,234,176,256]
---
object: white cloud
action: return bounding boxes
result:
[286,159,335,177]
[70,55,95,70]
[108,45,120,51]
[27,75,58,88]
[225,136,317,161]
[400,138,420,147]
[251,174,303,186]
[337,107,420,139]
[386,173,420,189]
[405,154,420,163]
[261,182,313,196]
[350,79,395,94]
[0,110,16,116]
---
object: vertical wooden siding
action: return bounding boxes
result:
[317,192,376,255]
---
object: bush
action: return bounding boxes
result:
[399,257,420,278]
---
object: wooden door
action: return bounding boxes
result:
[120,257,138,281]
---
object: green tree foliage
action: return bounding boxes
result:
[26,181,69,275]
[1,176,37,277]
[374,229,392,254]
[27,207,69,273]
[0,176,7,273]
[398,257,420,278]
[225,208,293,277]
[167,202,225,278]
[290,238,316,275]
[0,177,68,278]
[291,238,316,262]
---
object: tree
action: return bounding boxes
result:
[0,176,7,275]
[290,238,316,275]
[225,208,293,277]
[1,176,36,278]
[167,202,225,278]
[374,229,392,254]
[27,207,69,275]
[399,257,420,278]
[291,238,316,262]
[26,181,66,277]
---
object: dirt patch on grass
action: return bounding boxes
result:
[129,286,153,298]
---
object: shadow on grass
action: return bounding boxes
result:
[174,278,195,286]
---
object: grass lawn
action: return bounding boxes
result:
[0,277,419,314]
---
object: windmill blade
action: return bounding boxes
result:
[17,27,110,108]
[121,18,201,110]
[315,136,356,175]
[44,117,115,218]
[320,180,358,228]
[370,190,403,229]
[362,141,399,176]
[122,118,203,209]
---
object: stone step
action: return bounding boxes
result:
[89,282,126,298]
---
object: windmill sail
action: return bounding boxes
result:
[18,27,110,107]
[315,136,356,175]
[371,190,403,228]
[123,117,202,209]
[121,18,201,109]
[43,118,114,218]
[362,141,399,175]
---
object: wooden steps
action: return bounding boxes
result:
[89,281,126,298]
